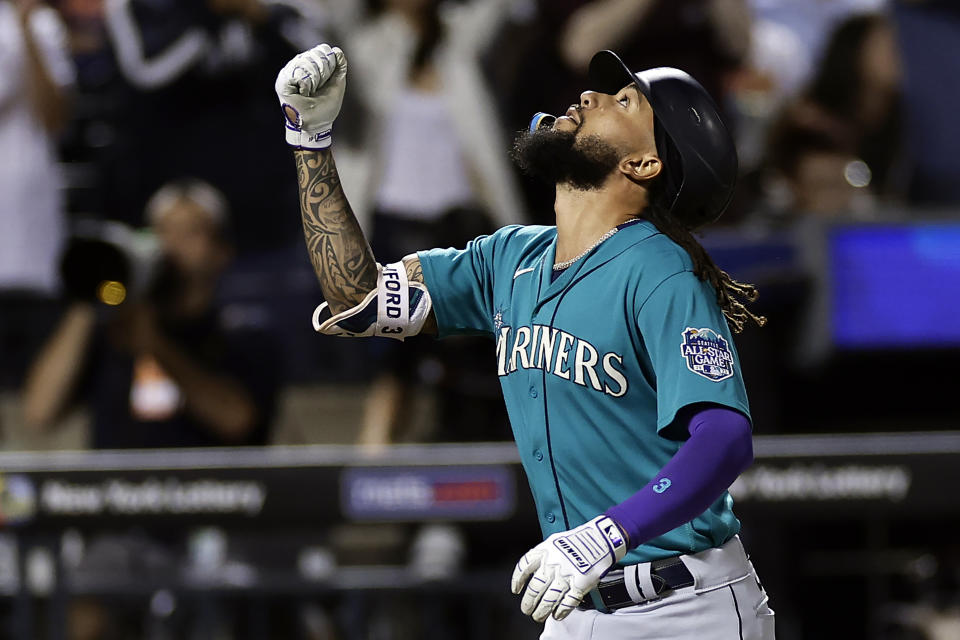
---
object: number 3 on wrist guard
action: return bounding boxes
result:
[311,262,432,340]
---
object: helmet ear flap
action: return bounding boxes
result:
[653,119,683,218]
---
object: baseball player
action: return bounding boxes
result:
[276,43,774,639]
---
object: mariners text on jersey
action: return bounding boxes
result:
[495,324,628,397]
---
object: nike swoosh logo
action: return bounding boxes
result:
[513,267,535,279]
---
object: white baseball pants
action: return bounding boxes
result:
[540,536,776,640]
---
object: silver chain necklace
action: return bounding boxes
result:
[552,227,619,270]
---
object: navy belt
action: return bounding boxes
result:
[580,557,695,612]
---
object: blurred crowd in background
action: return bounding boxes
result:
[2,0,958,454]
[2,1,960,639]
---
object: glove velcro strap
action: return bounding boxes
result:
[285,126,332,149]
[281,101,332,149]
[594,516,628,561]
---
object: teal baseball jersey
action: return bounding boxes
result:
[417,220,751,565]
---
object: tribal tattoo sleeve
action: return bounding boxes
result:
[295,149,378,314]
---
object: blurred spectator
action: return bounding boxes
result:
[56,0,107,52]
[747,0,889,95]
[893,0,960,205]
[0,0,74,389]
[342,0,520,446]
[23,179,278,448]
[559,0,750,85]
[55,0,112,72]
[508,0,751,222]
[761,13,904,217]
[345,0,526,227]
[727,0,879,173]
[99,0,323,252]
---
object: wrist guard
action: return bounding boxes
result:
[312,261,432,340]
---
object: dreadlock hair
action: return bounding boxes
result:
[641,179,767,333]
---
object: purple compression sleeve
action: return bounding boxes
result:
[605,406,753,548]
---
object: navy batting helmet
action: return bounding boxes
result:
[588,50,738,229]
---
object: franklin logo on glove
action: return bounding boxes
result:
[554,538,590,571]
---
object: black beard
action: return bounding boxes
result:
[510,128,622,191]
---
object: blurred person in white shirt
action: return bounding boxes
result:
[343,0,523,446]
[345,0,526,232]
[0,0,73,390]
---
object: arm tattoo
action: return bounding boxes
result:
[295,149,378,314]
[403,255,424,284]
[403,254,436,334]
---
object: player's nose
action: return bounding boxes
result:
[579,90,606,110]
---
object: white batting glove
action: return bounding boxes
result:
[275,43,347,149]
[511,515,627,622]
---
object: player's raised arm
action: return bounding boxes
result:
[293,147,376,313]
[275,44,435,336]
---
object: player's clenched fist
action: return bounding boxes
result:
[275,43,347,149]
[511,515,627,622]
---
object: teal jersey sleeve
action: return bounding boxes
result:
[636,270,751,434]
[417,226,521,338]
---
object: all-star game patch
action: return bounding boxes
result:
[681,327,735,382]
